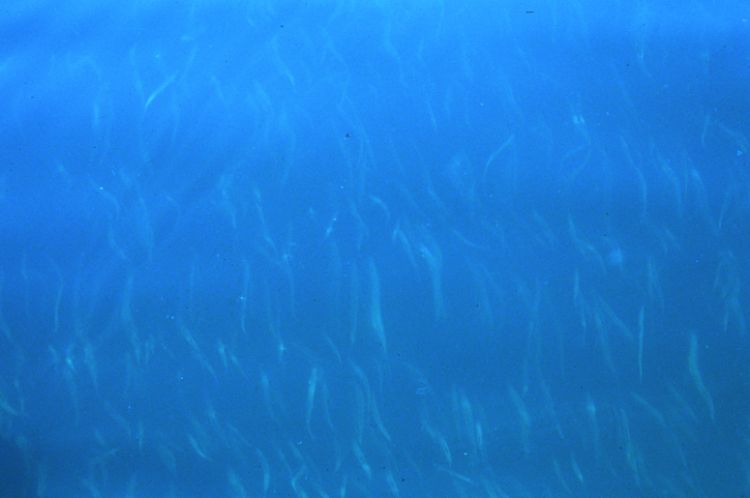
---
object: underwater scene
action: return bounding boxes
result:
[0,0,749,496]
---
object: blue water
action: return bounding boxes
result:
[1,1,749,496]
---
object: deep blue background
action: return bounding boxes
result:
[1,1,749,496]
